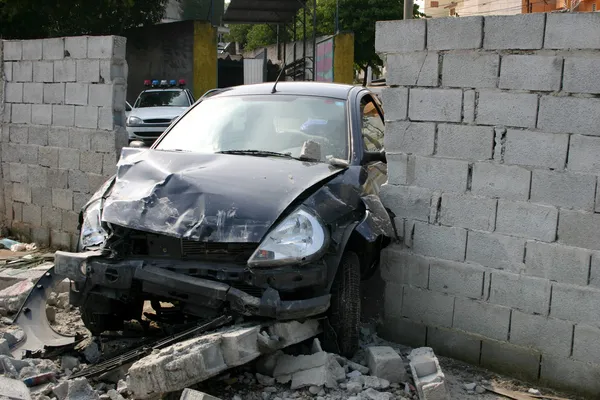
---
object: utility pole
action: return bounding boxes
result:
[335,0,340,33]
[404,0,414,19]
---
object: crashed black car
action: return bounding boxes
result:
[55,82,395,356]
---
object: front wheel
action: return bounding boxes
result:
[327,251,361,358]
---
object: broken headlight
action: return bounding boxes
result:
[79,199,107,249]
[248,207,327,267]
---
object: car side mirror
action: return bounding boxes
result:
[128,140,148,148]
[362,150,386,165]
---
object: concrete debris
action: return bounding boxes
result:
[349,375,390,390]
[334,355,370,375]
[46,306,57,324]
[0,337,12,356]
[408,347,450,400]
[528,388,542,395]
[127,319,321,399]
[311,338,323,353]
[272,351,346,390]
[361,388,394,400]
[0,280,34,314]
[366,346,408,384]
[475,385,486,394]
[61,356,80,371]
[116,379,128,394]
[256,372,276,386]
[255,350,283,376]
[0,376,32,399]
[463,382,476,391]
[79,339,101,364]
[180,388,222,400]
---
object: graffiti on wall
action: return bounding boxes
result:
[315,37,334,82]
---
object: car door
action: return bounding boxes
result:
[359,92,387,196]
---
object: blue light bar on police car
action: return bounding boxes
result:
[169,80,177,86]
[151,80,159,86]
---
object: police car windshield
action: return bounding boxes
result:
[135,90,189,108]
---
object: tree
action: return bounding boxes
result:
[0,0,169,39]
[224,0,423,83]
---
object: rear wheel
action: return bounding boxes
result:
[327,251,361,358]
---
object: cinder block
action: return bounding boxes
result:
[558,209,600,251]
[73,192,91,211]
[48,127,69,147]
[380,315,427,348]
[531,170,595,211]
[489,270,551,315]
[408,89,462,122]
[11,104,32,124]
[483,14,545,50]
[3,104,11,123]
[58,148,80,170]
[113,84,127,111]
[62,210,79,232]
[28,165,47,187]
[510,310,573,360]
[68,170,90,192]
[13,61,32,82]
[476,91,538,128]
[496,200,557,242]
[440,192,496,231]
[9,125,28,144]
[3,41,22,60]
[572,324,600,364]
[12,183,31,203]
[27,125,48,146]
[89,84,114,107]
[562,56,600,94]
[64,37,88,59]
[453,298,510,341]
[68,129,92,151]
[427,16,482,50]
[538,96,600,136]
[100,60,127,84]
[76,60,100,83]
[412,222,467,262]
[9,163,28,183]
[42,207,62,229]
[381,87,408,121]
[17,143,38,164]
[375,19,426,53]
[544,12,600,49]
[380,246,430,288]
[22,203,42,226]
[526,240,591,285]
[39,147,59,168]
[384,280,403,319]
[32,104,52,125]
[54,60,76,82]
[504,129,568,170]
[23,82,43,104]
[4,61,13,81]
[499,55,562,91]
[65,83,89,106]
[22,40,42,60]
[380,184,432,222]
[52,189,73,210]
[75,106,98,129]
[402,286,454,328]
[52,105,75,127]
[42,38,64,60]
[568,135,600,175]
[589,253,600,289]
[462,90,475,124]
[411,156,469,192]
[98,107,117,130]
[436,124,493,161]
[44,83,65,104]
[471,162,531,201]
[429,259,484,298]
[408,348,450,400]
[102,153,117,176]
[5,82,23,103]
[386,52,438,87]
[33,61,53,82]
[50,230,71,249]
[540,354,600,396]
[48,168,68,189]
[551,282,600,326]
[88,173,109,191]
[442,52,499,88]
[32,187,52,208]
[366,346,407,384]
[480,341,540,382]
[385,121,435,155]
[426,327,481,366]
[87,36,114,59]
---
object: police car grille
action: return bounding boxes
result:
[143,118,172,123]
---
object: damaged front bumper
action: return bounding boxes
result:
[54,250,331,321]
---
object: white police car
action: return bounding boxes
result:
[126,79,195,145]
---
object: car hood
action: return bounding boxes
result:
[100,148,346,242]
[130,107,188,120]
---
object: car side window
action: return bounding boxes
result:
[360,95,385,153]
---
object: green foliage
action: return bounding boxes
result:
[225,0,423,74]
[0,0,169,39]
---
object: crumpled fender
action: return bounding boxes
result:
[354,194,395,242]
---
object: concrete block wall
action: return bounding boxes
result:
[1,36,128,249]
[376,13,600,396]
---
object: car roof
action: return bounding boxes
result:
[211,82,357,100]
[142,88,187,93]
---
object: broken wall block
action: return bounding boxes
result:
[0,376,32,399]
[220,325,260,367]
[408,347,450,400]
[268,319,322,347]
[180,389,221,400]
[366,346,408,383]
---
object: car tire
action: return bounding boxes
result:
[80,294,124,336]
[328,250,361,358]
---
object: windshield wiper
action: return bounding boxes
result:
[216,150,293,159]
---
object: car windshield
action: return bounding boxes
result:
[135,90,189,108]
[155,94,349,161]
